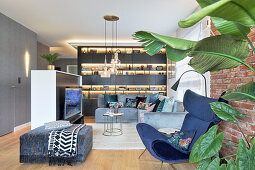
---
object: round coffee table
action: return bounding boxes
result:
[103,113,124,136]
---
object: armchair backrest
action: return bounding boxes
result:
[180,90,221,152]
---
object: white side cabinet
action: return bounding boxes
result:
[31,70,81,129]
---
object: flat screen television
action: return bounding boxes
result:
[64,87,82,119]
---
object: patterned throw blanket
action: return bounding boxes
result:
[48,124,85,166]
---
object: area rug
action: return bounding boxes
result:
[87,123,145,150]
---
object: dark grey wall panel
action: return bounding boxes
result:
[37,42,49,70]
[0,12,37,136]
[55,58,77,72]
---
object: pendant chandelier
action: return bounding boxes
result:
[101,15,120,78]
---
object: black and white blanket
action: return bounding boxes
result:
[48,124,85,166]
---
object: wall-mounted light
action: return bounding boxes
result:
[25,51,30,77]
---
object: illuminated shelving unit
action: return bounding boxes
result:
[77,46,175,116]
[82,85,167,99]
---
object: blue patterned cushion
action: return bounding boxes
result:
[145,93,159,103]
[161,97,175,112]
[104,94,117,107]
[125,98,137,108]
[156,99,165,112]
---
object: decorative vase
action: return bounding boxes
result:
[48,65,55,70]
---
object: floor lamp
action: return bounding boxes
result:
[171,70,207,97]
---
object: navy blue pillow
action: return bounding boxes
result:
[104,94,118,107]
[152,99,161,112]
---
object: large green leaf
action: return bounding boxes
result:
[206,157,220,170]
[196,158,212,170]
[223,82,255,102]
[195,0,251,39]
[210,102,244,122]
[226,159,237,170]
[236,139,255,170]
[211,17,251,39]
[132,31,197,61]
[190,125,224,163]
[179,0,255,28]
[188,35,249,74]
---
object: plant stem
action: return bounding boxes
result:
[236,123,251,148]
[191,51,255,73]
[221,154,237,160]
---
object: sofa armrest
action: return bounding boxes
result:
[144,112,187,129]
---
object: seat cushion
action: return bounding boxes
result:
[95,108,138,123]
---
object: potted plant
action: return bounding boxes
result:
[133,0,255,169]
[40,53,59,70]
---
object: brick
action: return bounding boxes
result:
[245,56,255,63]
[210,26,255,158]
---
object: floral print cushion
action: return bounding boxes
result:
[168,131,193,151]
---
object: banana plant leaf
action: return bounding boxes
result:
[132,31,197,62]
[188,35,249,74]
[211,17,251,39]
[210,102,244,122]
[222,82,255,101]
[178,0,255,28]
[189,125,224,163]
[194,0,251,39]
[236,139,255,170]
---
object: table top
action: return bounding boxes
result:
[103,113,124,117]
[158,128,180,135]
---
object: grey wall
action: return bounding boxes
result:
[0,12,37,136]
[37,41,49,70]
[55,58,77,72]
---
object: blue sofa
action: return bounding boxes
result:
[95,94,185,123]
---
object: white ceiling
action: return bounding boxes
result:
[0,0,198,58]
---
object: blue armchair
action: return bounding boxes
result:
[136,90,222,168]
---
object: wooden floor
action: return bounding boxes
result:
[0,117,197,170]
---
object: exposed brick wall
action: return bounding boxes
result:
[210,24,255,158]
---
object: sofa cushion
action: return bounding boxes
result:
[161,97,175,112]
[152,99,161,112]
[136,97,147,107]
[146,104,156,112]
[145,93,159,103]
[98,94,105,108]
[156,99,165,112]
[104,94,117,107]
[118,94,137,105]
[125,98,138,108]
[172,100,184,112]
[95,108,138,123]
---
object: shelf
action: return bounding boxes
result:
[80,47,166,54]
